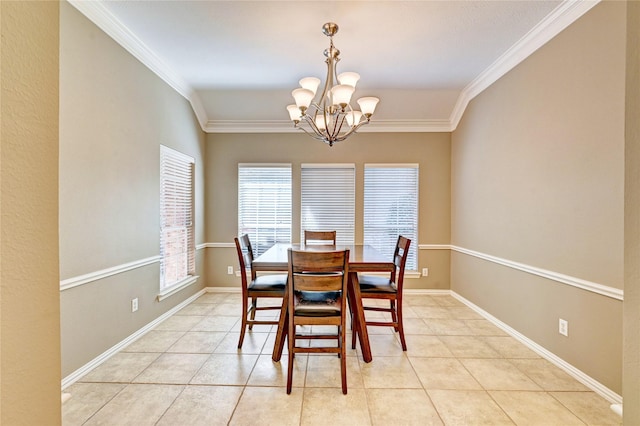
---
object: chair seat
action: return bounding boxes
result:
[248,274,287,292]
[294,291,342,316]
[358,274,398,293]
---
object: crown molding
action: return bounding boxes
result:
[449,0,601,130]
[67,0,209,130]
[205,119,453,134]
[70,0,599,135]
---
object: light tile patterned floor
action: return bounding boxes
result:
[62,292,621,425]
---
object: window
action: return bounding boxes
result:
[364,164,418,270]
[301,164,355,245]
[238,164,292,256]
[160,146,195,292]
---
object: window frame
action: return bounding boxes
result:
[159,145,197,298]
[300,163,356,245]
[363,163,419,271]
[238,163,292,257]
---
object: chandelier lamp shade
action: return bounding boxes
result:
[286,22,379,146]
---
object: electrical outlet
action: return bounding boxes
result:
[131,298,138,313]
[559,318,568,336]
[227,266,234,275]
[422,268,429,277]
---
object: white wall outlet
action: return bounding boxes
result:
[422,268,429,277]
[559,318,568,336]
[131,298,139,313]
[227,266,234,275]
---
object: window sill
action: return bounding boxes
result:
[157,275,199,301]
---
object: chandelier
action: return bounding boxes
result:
[286,22,379,147]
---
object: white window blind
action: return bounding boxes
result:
[301,164,355,245]
[238,164,292,256]
[160,146,195,291]
[364,164,418,270]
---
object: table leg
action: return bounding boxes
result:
[349,272,372,363]
[272,292,288,362]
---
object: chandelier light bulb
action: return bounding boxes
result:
[346,110,363,127]
[337,72,360,88]
[315,115,327,130]
[357,97,380,117]
[287,104,302,122]
[299,77,321,96]
[292,88,315,109]
[330,84,355,108]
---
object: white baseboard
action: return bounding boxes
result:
[61,285,623,408]
[451,291,622,405]
[205,286,241,293]
[61,288,207,390]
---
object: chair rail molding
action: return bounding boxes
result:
[202,242,622,300]
[60,245,206,291]
[451,245,623,301]
[60,255,161,291]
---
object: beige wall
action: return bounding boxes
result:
[204,132,451,289]
[59,3,207,377]
[1,1,61,424]
[624,0,640,423]
[451,1,626,394]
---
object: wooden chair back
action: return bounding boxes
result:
[303,230,337,245]
[288,249,348,293]
[391,235,411,291]
[234,234,256,283]
[234,234,286,349]
[286,248,350,394]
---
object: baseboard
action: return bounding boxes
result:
[61,288,207,390]
[451,291,622,405]
[61,285,622,407]
[205,286,241,293]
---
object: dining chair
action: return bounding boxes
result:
[286,248,350,394]
[352,236,411,351]
[303,230,337,245]
[234,234,287,349]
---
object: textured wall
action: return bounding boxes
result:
[1,1,61,424]
[59,3,206,377]
[451,1,626,394]
[205,132,452,289]
[623,0,640,423]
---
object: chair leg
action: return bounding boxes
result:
[238,296,249,349]
[286,322,295,394]
[248,297,258,330]
[340,325,347,394]
[351,315,358,349]
[397,300,407,351]
[390,299,399,332]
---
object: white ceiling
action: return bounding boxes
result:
[69,0,599,133]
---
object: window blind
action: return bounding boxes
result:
[364,164,418,270]
[160,146,195,291]
[301,164,355,245]
[238,164,292,256]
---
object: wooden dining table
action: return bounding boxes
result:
[252,243,394,363]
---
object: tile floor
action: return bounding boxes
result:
[62,292,621,425]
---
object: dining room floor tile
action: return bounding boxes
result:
[62,292,621,425]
